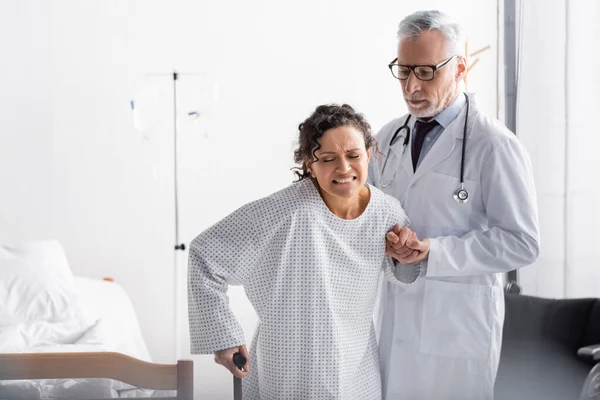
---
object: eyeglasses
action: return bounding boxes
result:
[388,55,458,81]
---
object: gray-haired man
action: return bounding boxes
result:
[370,10,539,400]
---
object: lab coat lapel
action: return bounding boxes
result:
[410,104,468,184]
[410,126,457,184]
[387,118,415,178]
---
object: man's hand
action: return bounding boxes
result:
[386,224,430,264]
[214,345,250,378]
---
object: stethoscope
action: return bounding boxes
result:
[380,92,470,204]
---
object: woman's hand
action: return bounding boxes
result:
[386,224,430,264]
[214,345,250,378]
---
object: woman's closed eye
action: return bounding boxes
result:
[320,151,362,163]
[323,156,358,163]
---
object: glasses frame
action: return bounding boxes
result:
[388,55,459,81]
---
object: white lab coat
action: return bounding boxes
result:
[370,93,540,400]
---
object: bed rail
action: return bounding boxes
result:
[0,351,193,400]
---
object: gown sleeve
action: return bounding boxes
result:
[187,202,264,354]
[380,195,423,285]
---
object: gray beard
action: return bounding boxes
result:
[409,104,444,118]
[408,89,459,118]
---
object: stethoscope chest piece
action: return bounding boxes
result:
[454,184,469,204]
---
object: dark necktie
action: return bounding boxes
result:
[412,119,439,171]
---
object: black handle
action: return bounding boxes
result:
[233,352,247,370]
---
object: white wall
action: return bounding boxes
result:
[0,0,499,398]
[517,0,600,298]
[0,0,54,242]
[516,0,567,297]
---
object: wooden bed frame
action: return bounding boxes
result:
[0,351,193,400]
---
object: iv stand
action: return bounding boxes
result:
[173,71,185,252]
[133,70,201,360]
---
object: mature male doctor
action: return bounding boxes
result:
[369,10,540,400]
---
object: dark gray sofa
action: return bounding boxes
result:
[495,294,600,400]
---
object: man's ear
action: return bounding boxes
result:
[456,56,467,83]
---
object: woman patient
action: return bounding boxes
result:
[187,104,422,399]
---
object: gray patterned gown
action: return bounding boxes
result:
[188,179,418,399]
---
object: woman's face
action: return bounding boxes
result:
[309,125,371,200]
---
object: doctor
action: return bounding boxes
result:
[370,10,540,400]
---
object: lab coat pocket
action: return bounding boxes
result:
[423,172,479,231]
[419,279,493,360]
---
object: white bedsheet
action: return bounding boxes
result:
[0,278,174,399]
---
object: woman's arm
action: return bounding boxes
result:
[187,203,262,360]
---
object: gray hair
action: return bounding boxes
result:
[397,10,465,56]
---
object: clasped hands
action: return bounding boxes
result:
[386,224,430,264]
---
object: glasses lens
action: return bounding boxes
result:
[397,66,410,80]
[390,65,410,80]
[390,65,408,80]
[414,66,435,81]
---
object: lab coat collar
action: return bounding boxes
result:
[450,92,478,139]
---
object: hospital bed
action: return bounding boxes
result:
[0,240,193,399]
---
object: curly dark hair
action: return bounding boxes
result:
[292,104,376,181]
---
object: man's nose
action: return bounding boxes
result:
[403,71,420,94]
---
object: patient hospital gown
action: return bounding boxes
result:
[188,179,419,399]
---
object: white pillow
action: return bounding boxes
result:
[74,277,152,361]
[0,240,80,324]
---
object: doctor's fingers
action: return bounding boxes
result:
[394,250,421,264]
[394,245,415,258]
[386,231,400,245]
[399,241,430,264]
[406,236,429,252]
[386,229,412,249]
[386,240,410,256]
[387,225,410,243]
[395,232,417,254]
[396,227,412,246]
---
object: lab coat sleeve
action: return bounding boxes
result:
[367,158,377,186]
[426,138,540,277]
[368,145,387,188]
[382,194,422,285]
[187,203,262,354]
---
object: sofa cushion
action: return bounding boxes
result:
[495,338,591,400]
[583,300,600,348]
[504,294,596,352]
